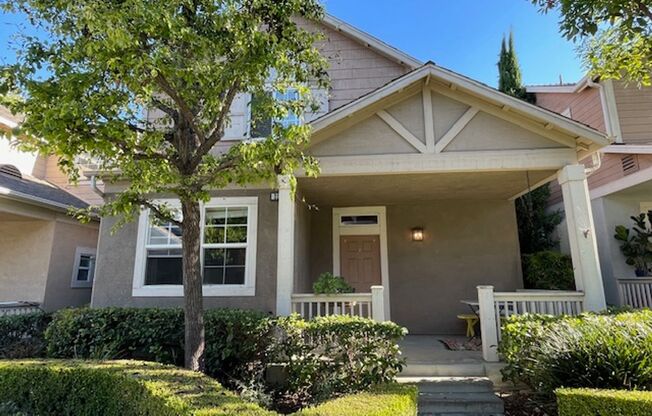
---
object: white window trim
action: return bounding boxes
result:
[71,246,96,288]
[132,197,258,297]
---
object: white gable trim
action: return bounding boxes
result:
[311,64,610,153]
[376,110,427,153]
[322,14,422,69]
[435,107,479,153]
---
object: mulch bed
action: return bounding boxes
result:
[499,390,557,416]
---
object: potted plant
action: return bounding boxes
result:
[614,211,652,277]
[313,272,354,294]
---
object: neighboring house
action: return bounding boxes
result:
[90,14,610,338]
[0,108,100,312]
[529,77,652,306]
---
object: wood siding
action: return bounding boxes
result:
[300,18,412,110]
[42,155,104,205]
[534,87,605,132]
[613,81,652,144]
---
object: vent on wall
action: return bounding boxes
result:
[621,155,639,176]
[0,164,22,179]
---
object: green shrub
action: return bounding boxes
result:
[522,251,575,290]
[270,315,407,411]
[312,272,354,294]
[0,312,51,359]
[500,310,652,395]
[295,383,418,416]
[557,388,652,416]
[45,308,272,385]
[43,308,406,411]
[0,360,271,416]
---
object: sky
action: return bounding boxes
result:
[0,0,584,88]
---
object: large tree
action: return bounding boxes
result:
[531,0,652,86]
[0,0,328,371]
[497,32,561,254]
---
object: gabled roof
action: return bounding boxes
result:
[0,170,89,212]
[322,14,422,69]
[310,62,610,155]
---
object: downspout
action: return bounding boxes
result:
[90,175,105,198]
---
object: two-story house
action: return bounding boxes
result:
[529,77,652,307]
[88,14,610,339]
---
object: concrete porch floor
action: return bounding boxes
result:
[399,335,504,384]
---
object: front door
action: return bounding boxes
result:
[339,235,381,293]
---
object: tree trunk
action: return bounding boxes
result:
[181,197,205,371]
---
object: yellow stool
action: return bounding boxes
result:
[457,314,479,338]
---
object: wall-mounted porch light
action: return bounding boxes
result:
[411,227,424,242]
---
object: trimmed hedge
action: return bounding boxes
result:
[45,308,273,383]
[0,360,271,416]
[557,388,652,416]
[41,308,406,411]
[500,310,652,394]
[0,312,51,359]
[0,360,417,416]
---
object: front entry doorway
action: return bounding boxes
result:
[332,206,390,318]
[340,235,381,292]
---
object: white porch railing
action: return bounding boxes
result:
[477,286,585,362]
[291,285,386,321]
[618,278,652,309]
[0,301,41,316]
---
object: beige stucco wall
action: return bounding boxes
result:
[41,220,99,311]
[91,189,279,314]
[0,219,54,303]
[303,200,523,334]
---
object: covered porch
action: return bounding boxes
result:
[273,63,609,362]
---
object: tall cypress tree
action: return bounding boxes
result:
[497,32,560,255]
[498,32,526,99]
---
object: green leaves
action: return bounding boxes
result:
[1,0,329,225]
[531,0,652,86]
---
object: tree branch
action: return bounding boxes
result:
[154,73,205,142]
[140,199,182,227]
[190,79,241,168]
[151,96,179,119]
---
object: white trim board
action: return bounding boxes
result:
[591,166,652,200]
[332,206,391,319]
[303,149,578,177]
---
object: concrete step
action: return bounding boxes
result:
[398,377,494,393]
[414,377,504,416]
[401,363,487,377]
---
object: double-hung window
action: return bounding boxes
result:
[71,247,96,288]
[249,88,301,138]
[133,197,258,297]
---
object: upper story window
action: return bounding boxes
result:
[249,89,301,139]
[71,247,96,288]
[133,197,258,297]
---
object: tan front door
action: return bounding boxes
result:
[340,235,381,293]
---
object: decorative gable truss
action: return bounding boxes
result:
[309,64,608,163]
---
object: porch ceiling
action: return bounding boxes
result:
[298,170,556,206]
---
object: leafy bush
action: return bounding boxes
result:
[0,360,416,416]
[269,315,406,411]
[500,310,652,395]
[312,272,354,294]
[557,388,652,416]
[43,308,407,412]
[0,360,272,416]
[0,312,51,359]
[45,307,272,384]
[522,251,575,290]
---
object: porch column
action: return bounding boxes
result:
[558,164,607,311]
[275,175,295,316]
